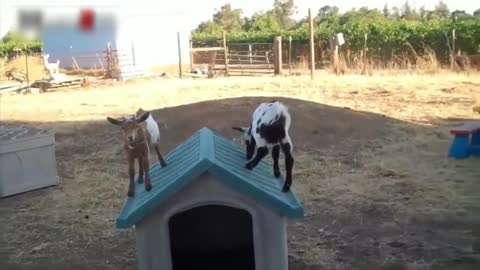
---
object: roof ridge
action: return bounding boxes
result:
[199,127,215,162]
[115,127,304,229]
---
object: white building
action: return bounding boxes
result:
[1,1,194,75]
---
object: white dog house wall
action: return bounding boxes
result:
[116,127,304,270]
[0,124,59,197]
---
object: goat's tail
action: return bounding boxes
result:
[278,102,291,131]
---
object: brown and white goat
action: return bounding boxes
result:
[107,109,167,197]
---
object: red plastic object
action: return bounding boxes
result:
[450,121,480,135]
[79,9,95,31]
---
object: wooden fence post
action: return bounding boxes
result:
[177,32,183,78]
[105,42,112,77]
[274,36,282,75]
[131,41,136,66]
[189,35,194,72]
[308,8,315,80]
[288,36,292,75]
[362,33,368,75]
[223,31,229,76]
[451,28,456,70]
[24,45,30,92]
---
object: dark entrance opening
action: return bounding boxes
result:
[169,205,255,270]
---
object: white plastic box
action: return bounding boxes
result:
[0,124,59,197]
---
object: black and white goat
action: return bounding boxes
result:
[233,101,294,192]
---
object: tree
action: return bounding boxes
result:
[318,5,339,21]
[433,0,450,18]
[419,6,427,18]
[272,0,296,29]
[392,6,401,18]
[195,20,223,34]
[451,10,470,21]
[474,8,480,17]
[401,1,419,20]
[244,11,280,32]
[383,3,389,17]
[212,4,244,32]
[402,1,412,18]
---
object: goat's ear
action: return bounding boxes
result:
[232,126,248,133]
[107,117,124,125]
[136,112,150,123]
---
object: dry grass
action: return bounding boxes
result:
[1,71,480,269]
[0,55,47,82]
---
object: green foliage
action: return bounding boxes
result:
[212,4,244,32]
[434,1,450,18]
[317,5,339,22]
[475,9,480,17]
[192,2,480,63]
[272,0,296,29]
[402,1,419,20]
[0,32,42,57]
[196,21,224,35]
[244,11,281,32]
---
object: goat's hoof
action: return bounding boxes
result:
[145,183,152,192]
[160,162,167,168]
[127,190,135,197]
[281,184,291,193]
[274,170,281,178]
[245,163,254,170]
[137,177,144,184]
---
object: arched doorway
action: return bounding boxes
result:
[169,204,255,270]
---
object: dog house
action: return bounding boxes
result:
[0,124,59,197]
[116,127,304,270]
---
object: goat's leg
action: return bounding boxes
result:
[154,145,167,167]
[127,157,135,197]
[245,146,268,170]
[280,142,294,192]
[272,145,281,178]
[143,155,152,192]
[137,156,144,184]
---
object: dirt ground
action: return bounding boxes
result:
[1,71,480,270]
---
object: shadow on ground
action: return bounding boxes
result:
[1,97,479,270]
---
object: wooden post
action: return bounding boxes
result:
[223,31,229,76]
[274,36,283,75]
[248,43,253,70]
[177,32,183,78]
[288,36,292,75]
[189,34,194,72]
[334,44,339,74]
[362,33,368,74]
[131,42,136,66]
[105,42,111,76]
[24,45,30,92]
[451,29,456,70]
[308,8,315,80]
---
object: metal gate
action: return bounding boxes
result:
[190,42,275,76]
[226,43,274,75]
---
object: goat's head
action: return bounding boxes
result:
[136,107,148,118]
[107,112,150,148]
[232,126,256,160]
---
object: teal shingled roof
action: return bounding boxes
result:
[116,127,304,229]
